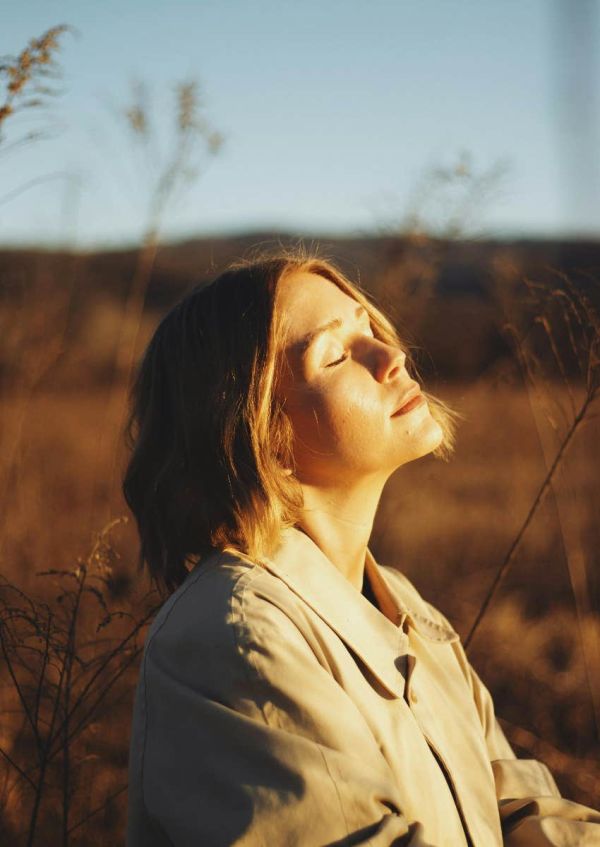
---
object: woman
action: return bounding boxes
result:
[124,249,600,846]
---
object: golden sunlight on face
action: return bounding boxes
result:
[275,271,444,486]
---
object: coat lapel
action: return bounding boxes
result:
[259,526,411,699]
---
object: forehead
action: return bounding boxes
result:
[276,270,359,346]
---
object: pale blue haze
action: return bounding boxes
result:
[1,0,599,246]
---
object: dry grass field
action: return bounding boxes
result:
[1,333,599,844]
[1,22,598,846]
[1,228,599,843]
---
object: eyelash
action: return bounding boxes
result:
[326,352,349,368]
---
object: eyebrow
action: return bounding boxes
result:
[298,304,368,356]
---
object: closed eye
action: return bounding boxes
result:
[324,325,375,368]
[325,352,349,367]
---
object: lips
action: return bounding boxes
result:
[391,385,423,416]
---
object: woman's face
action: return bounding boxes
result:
[275,271,444,486]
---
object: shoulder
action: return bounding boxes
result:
[142,549,321,703]
[146,549,314,650]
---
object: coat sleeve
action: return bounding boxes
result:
[128,568,434,847]
[451,638,600,845]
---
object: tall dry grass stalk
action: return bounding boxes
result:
[0,25,69,137]
[401,150,510,242]
[0,26,75,552]
[89,79,224,526]
[0,25,73,211]
[0,37,151,832]
[373,150,510,367]
[465,269,600,673]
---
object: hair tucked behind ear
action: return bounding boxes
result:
[123,247,460,596]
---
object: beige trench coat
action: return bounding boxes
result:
[126,526,600,846]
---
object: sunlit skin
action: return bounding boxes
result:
[275,271,444,591]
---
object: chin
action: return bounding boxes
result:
[406,416,445,463]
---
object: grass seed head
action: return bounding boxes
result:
[0,24,70,135]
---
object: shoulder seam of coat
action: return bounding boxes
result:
[229,566,327,727]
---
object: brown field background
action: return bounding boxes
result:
[0,230,599,844]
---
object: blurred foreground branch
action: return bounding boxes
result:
[465,269,600,651]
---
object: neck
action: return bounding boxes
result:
[295,475,385,589]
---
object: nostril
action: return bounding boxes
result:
[374,341,406,383]
[389,347,406,372]
[386,358,404,383]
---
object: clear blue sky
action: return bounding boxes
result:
[1,0,599,247]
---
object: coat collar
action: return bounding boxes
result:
[254,526,457,700]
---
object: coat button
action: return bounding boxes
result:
[409,689,418,704]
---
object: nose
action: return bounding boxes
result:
[374,341,406,383]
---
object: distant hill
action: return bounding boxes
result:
[2,231,599,300]
[1,233,598,381]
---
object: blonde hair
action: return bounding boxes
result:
[123,245,459,596]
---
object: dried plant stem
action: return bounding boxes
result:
[26,613,70,847]
[0,518,156,843]
[89,136,195,525]
[0,171,73,207]
[87,80,222,527]
[10,609,154,796]
[51,639,145,760]
[514,317,600,741]
[88,233,158,531]
[0,622,40,748]
[0,745,35,791]
[464,392,592,651]
[48,607,156,761]
[60,569,85,846]
[67,782,127,835]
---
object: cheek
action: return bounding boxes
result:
[319,384,384,450]
[286,383,348,444]
[286,374,387,458]
[338,394,377,434]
